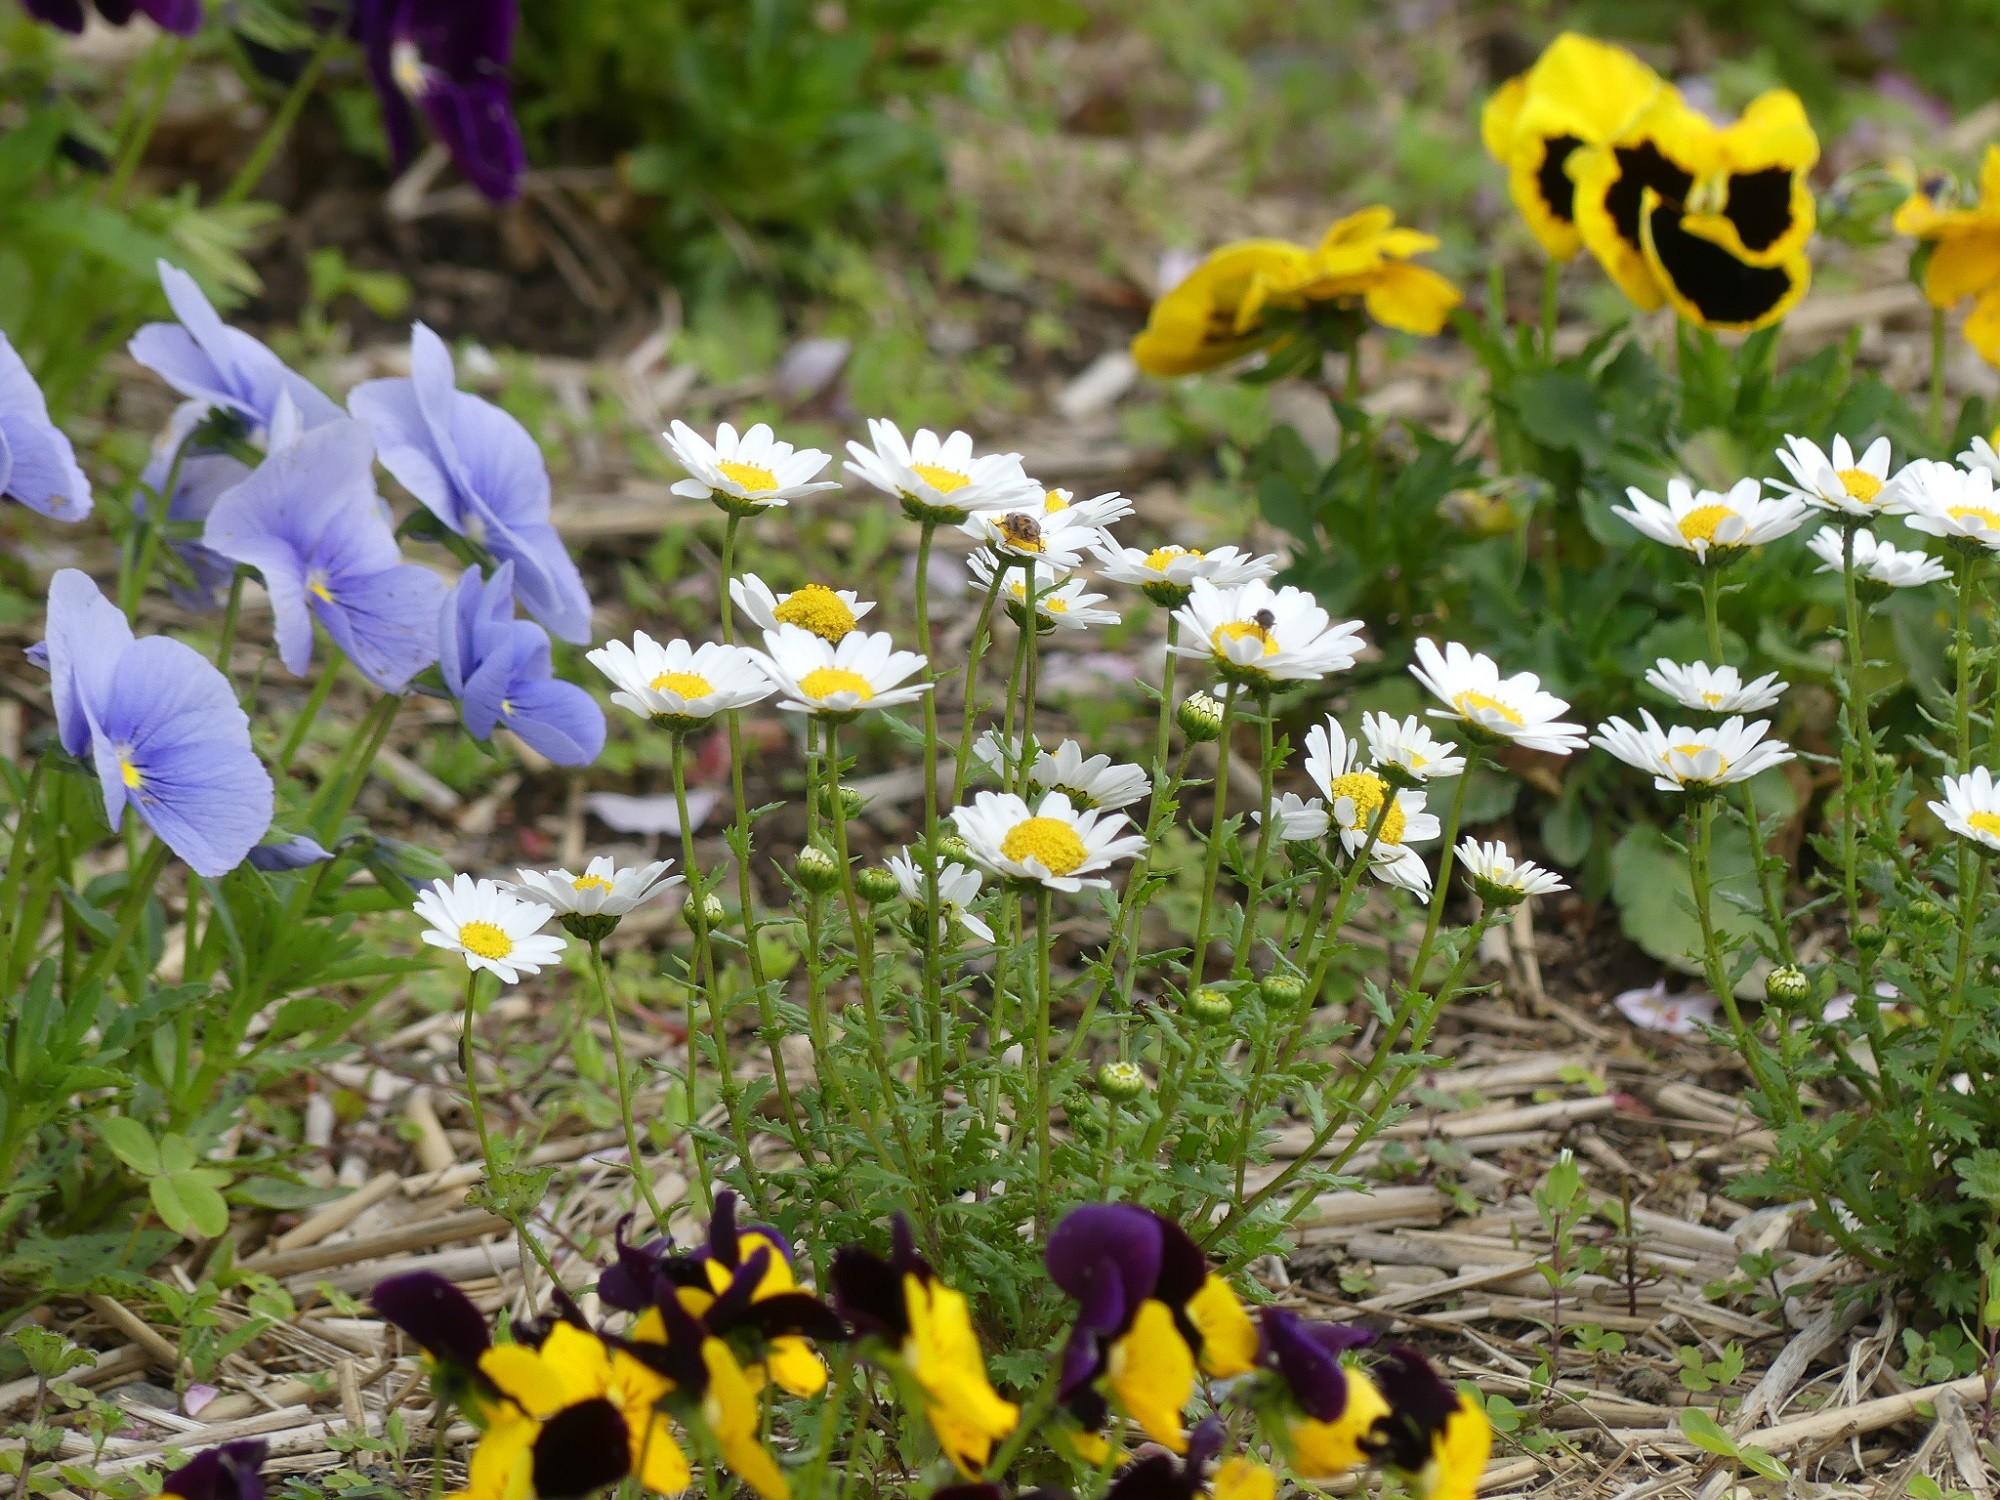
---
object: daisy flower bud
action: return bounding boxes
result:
[795,844,842,893]
[1177,690,1226,743]
[855,866,903,905]
[698,893,726,926]
[1096,1061,1148,1100]
[1259,972,1306,1007]
[1187,987,1235,1024]
[1764,965,1811,1006]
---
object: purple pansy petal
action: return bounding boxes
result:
[371,1271,493,1366]
[481,515,590,642]
[246,834,334,871]
[1260,1307,1351,1422]
[352,0,523,203]
[456,642,514,739]
[136,0,202,33]
[312,564,447,693]
[502,677,605,766]
[161,1439,267,1500]
[1046,1203,1163,1318]
[21,0,88,30]
[349,382,465,532]
[43,569,132,759]
[131,263,341,434]
[205,420,392,569]
[420,76,524,202]
[0,334,91,521]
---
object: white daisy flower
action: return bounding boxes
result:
[843,419,1041,523]
[1804,527,1950,588]
[1928,765,2000,851]
[1643,660,1788,715]
[887,849,995,944]
[1771,435,1900,517]
[1042,487,1134,535]
[1409,638,1587,754]
[508,856,681,920]
[1592,710,1795,792]
[1957,435,2000,480]
[1894,460,2000,552]
[958,505,1100,570]
[1168,578,1366,690]
[949,790,1146,892]
[753,625,929,719]
[1370,844,1434,897]
[664,420,839,512]
[968,552,1120,630]
[1302,717,1440,862]
[414,875,566,984]
[1360,711,1467,784]
[1456,838,1567,905]
[1092,540,1279,595]
[1253,792,1330,843]
[1612,478,1806,563]
[1613,979,1717,1036]
[587,634,772,729]
[1028,739,1150,812]
[729,574,875,644]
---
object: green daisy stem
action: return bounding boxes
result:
[669,737,719,1215]
[1954,551,1981,775]
[1018,566,1045,792]
[1932,305,1949,439]
[1404,752,1474,994]
[589,937,671,1232]
[1032,885,1056,1236]
[950,565,1009,804]
[1228,692,1279,978]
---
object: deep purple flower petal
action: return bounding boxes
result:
[312,563,447,693]
[43,569,131,760]
[372,1271,492,1366]
[499,676,603,766]
[420,76,524,202]
[0,334,91,521]
[21,0,88,29]
[1366,1345,1461,1472]
[162,1439,267,1500]
[1046,1204,1162,1323]
[1260,1307,1351,1422]
[134,0,202,33]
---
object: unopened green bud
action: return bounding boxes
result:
[560,912,621,943]
[795,844,842,893]
[1177,691,1225,744]
[698,893,726,925]
[855,867,901,904]
[1908,898,1948,930]
[1852,922,1886,955]
[819,784,868,820]
[1259,972,1307,1008]
[1187,987,1235,1025]
[1096,1061,1148,1100]
[937,835,975,867]
[1764,965,1810,1006]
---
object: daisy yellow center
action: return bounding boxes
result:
[1949,505,2000,529]
[798,667,874,703]
[1000,817,1088,876]
[911,464,970,494]
[1969,812,2000,838]
[1213,617,1279,657]
[573,874,615,893]
[1328,771,1405,844]
[773,584,858,642]
[119,756,142,789]
[1701,690,1725,706]
[717,460,779,493]
[1453,689,1523,727]
[1044,490,1069,513]
[651,670,714,699]
[1145,546,1201,570]
[1670,744,1726,780]
[1046,597,1070,613]
[1836,468,1883,502]
[1676,504,1737,545]
[459,921,514,960]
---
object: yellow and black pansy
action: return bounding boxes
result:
[1255,1308,1389,1480]
[1896,146,2000,367]
[1569,87,1816,332]
[1043,1203,1260,1455]
[1480,33,1665,260]
[831,1214,1020,1477]
[622,1293,796,1500]
[1360,1346,1493,1500]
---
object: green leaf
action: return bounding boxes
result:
[1736,1443,1790,1483]
[1678,1406,1737,1458]
[1610,819,1767,981]
[1512,370,1606,460]
[95,1118,160,1178]
[150,1173,230,1240]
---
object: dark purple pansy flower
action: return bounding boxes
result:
[203,419,447,693]
[351,0,525,203]
[349,324,590,643]
[1362,1345,1465,1474]
[371,1271,492,1369]
[1103,1417,1223,1500]
[159,1438,267,1500]
[830,1213,932,1344]
[1044,1202,1205,1401]
[0,331,91,522]
[439,563,604,766]
[1258,1307,1373,1422]
[130,263,342,440]
[40,570,272,878]
[21,0,201,36]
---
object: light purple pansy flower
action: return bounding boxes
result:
[352,0,525,204]
[203,419,448,692]
[140,401,254,608]
[439,563,604,766]
[349,323,591,643]
[0,332,91,522]
[39,570,272,879]
[129,261,342,440]
[21,0,201,36]
[246,834,335,872]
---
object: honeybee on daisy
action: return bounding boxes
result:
[1170,578,1366,690]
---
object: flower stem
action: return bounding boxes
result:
[277,645,347,772]
[670,739,720,1214]
[589,938,670,1232]
[220,27,341,206]
[1404,753,1474,992]
[1032,886,1056,1236]
[949,566,1008,804]
[1932,305,1949,440]
[1228,694,1278,978]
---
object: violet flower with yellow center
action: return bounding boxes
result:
[831,1215,1018,1477]
[1044,1202,1259,1454]
[351,0,526,204]
[1257,1307,1388,1478]
[439,562,605,765]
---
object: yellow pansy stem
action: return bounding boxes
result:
[715,518,810,1179]
[1228,694,1280,980]
[1932,305,1949,439]
[1032,885,1057,1236]
[1403,753,1474,993]
[1140,689,1239,1158]
[826,723,921,1182]
[589,938,672,1231]
[950,563,1010,805]
[669,738,719,1215]
[277,644,347,771]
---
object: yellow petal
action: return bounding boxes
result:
[737,1233,800,1295]
[1213,1458,1277,1500]
[1978,143,2000,207]
[1480,75,1527,163]
[1363,262,1463,336]
[1408,1393,1494,1500]
[1106,1299,1195,1453]
[1289,1368,1391,1479]
[901,1275,1019,1475]
[1130,241,1316,376]
[766,1336,828,1398]
[537,1323,615,1404]
[634,1415,693,1496]
[1927,230,2000,306]
[455,1412,538,1500]
[700,1339,789,1500]
[1185,1276,1259,1379]
[477,1347,569,1420]
[1517,33,1663,144]
[1964,286,2000,369]
[1318,206,1398,251]
[1712,89,1818,176]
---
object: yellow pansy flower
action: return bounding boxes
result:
[1898,146,2000,366]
